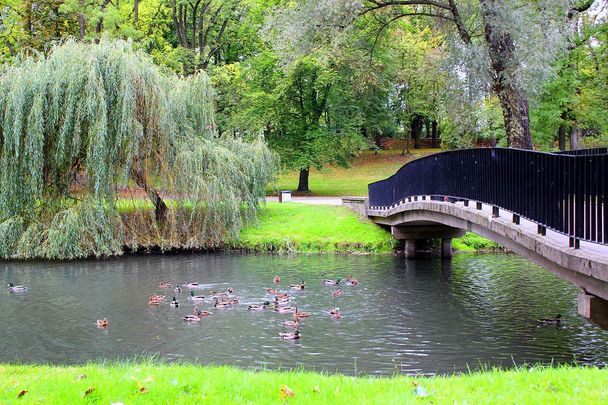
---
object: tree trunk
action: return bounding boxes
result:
[411,115,423,149]
[131,159,168,223]
[297,168,310,193]
[480,0,533,150]
[134,0,139,26]
[78,0,85,39]
[431,120,438,148]
[558,123,567,151]
[570,126,581,150]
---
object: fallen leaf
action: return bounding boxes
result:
[17,390,27,398]
[84,387,95,397]
[279,385,295,400]
[139,387,149,394]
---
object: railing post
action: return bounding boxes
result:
[569,237,580,249]
[463,200,469,207]
[512,214,520,224]
[476,202,482,210]
[537,225,546,236]
[492,206,500,218]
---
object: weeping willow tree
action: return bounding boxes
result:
[0,38,277,260]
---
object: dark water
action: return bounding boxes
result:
[1,253,608,375]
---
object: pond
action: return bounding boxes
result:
[2,253,608,375]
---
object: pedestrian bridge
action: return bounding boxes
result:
[343,147,608,328]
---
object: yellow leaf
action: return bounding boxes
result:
[84,387,95,397]
[17,389,27,398]
[139,386,149,394]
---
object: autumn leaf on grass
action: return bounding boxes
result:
[84,387,95,397]
[139,386,149,394]
[279,385,295,400]
[17,389,27,398]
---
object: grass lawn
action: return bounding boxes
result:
[1,363,606,404]
[268,149,439,197]
[237,202,396,254]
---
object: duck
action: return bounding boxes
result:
[265,288,281,295]
[330,307,341,319]
[213,298,232,309]
[7,283,28,293]
[188,291,205,302]
[170,297,179,308]
[150,295,166,301]
[331,289,344,298]
[273,275,281,284]
[225,287,235,294]
[323,279,341,285]
[294,306,311,318]
[345,276,359,286]
[283,311,300,328]
[279,330,301,340]
[183,282,203,290]
[174,286,182,293]
[248,301,271,310]
[283,318,300,328]
[274,304,294,313]
[159,282,172,289]
[148,297,161,306]
[289,282,305,290]
[537,314,562,325]
[274,297,290,305]
[183,307,209,322]
[96,318,109,328]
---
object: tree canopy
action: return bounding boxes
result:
[0,38,276,259]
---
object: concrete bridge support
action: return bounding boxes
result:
[578,292,608,329]
[391,225,465,259]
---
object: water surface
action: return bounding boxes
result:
[2,253,607,375]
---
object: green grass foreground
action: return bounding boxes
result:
[1,364,606,404]
[236,202,397,253]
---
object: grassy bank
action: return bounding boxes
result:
[236,202,396,254]
[269,149,438,197]
[452,232,503,252]
[1,364,606,404]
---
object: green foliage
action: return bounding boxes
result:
[453,232,502,252]
[0,39,277,259]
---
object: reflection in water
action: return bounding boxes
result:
[1,253,607,375]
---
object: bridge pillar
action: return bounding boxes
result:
[404,240,417,258]
[578,292,608,329]
[441,238,452,258]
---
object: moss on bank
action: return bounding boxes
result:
[235,202,396,254]
[0,364,606,404]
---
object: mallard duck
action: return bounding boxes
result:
[183,307,206,322]
[96,318,109,328]
[279,330,300,340]
[345,276,359,286]
[248,301,271,310]
[294,306,311,318]
[159,282,172,289]
[273,275,281,284]
[289,282,305,290]
[274,296,290,305]
[330,307,341,319]
[148,297,161,306]
[323,279,341,285]
[7,283,28,293]
[265,288,281,295]
[274,304,294,313]
[283,318,300,328]
[170,297,179,307]
[537,314,562,325]
[331,289,344,298]
[188,291,205,302]
[183,282,203,290]
[151,295,166,301]
[213,298,232,309]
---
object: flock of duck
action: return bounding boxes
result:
[92,275,358,339]
[7,279,563,330]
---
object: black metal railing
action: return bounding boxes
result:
[368,148,608,246]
